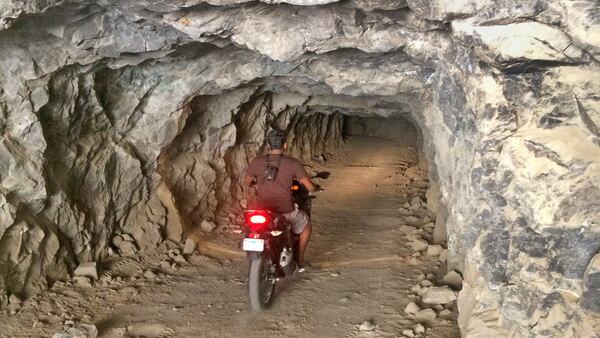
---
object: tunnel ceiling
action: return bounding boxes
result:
[1,0,600,337]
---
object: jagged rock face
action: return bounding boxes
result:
[0,0,599,336]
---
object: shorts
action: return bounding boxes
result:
[282,204,309,235]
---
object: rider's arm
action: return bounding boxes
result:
[300,177,321,193]
[293,158,321,192]
[243,174,256,188]
[243,159,260,202]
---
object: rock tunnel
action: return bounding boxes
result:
[0,1,599,337]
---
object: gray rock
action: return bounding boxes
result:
[52,324,98,338]
[439,309,453,319]
[411,284,424,295]
[74,262,98,281]
[410,240,429,252]
[120,234,135,242]
[582,254,600,313]
[0,1,599,336]
[8,294,21,305]
[7,294,22,312]
[143,270,157,280]
[426,245,443,256]
[200,220,217,233]
[441,271,463,290]
[402,329,415,337]
[358,320,376,331]
[111,236,124,248]
[438,250,448,263]
[182,239,197,255]
[420,280,433,287]
[112,235,138,256]
[421,286,457,305]
[73,277,92,288]
[413,323,425,334]
[172,255,186,264]
[414,309,436,326]
[451,21,585,70]
[117,242,138,256]
[405,302,420,315]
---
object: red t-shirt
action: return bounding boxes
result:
[245,154,309,213]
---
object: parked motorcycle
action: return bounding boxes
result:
[242,174,325,311]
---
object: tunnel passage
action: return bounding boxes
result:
[156,90,345,237]
[1,1,600,336]
[150,87,437,247]
[342,115,429,173]
[343,115,419,146]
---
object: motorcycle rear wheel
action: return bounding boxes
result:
[248,254,275,311]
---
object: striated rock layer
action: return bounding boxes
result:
[0,0,599,336]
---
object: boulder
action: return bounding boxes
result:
[409,239,429,252]
[421,286,457,305]
[405,302,420,315]
[420,280,433,287]
[143,270,157,280]
[117,241,138,256]
[438,249,448,263]
[413,324,425,334]
[201,220,217,233]
[401,329,415,337]
[52,324,98,338]
[182,238,197,255]
[74,262,98,280]
[414,309,437,326]
[358,320,376,331]
[426,245,443,256]
[73,277,92,288]
[112,235,138,256]
[439,309,453,319]
[441,271,463,290]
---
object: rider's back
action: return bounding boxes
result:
[246,154,308,214]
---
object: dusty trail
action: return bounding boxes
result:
[0,137,459,338]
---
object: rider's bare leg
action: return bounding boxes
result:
[298,223,312,266]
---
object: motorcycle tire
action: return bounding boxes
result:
[248,253,275,311]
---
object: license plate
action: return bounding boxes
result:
[243,238,264,252]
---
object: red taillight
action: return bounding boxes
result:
[249,215,267,224]
[245,210,271,231]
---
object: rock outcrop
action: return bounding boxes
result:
[0,0,599,336]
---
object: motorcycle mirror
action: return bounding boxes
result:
[313,171,330,180]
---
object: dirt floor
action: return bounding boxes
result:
[0,137,460,338]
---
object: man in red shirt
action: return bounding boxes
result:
[243,130,321,271]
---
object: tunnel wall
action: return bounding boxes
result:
[414,48,600,337]
[1,70,344,300]
[1,1,599,335]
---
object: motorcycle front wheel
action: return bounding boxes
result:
[248,253,275,311]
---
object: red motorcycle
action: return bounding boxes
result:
[242,179,318,311]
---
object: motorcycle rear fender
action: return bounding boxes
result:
[247,252,262,261]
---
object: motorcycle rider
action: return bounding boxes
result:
[243,129,321,272]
